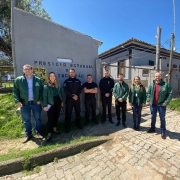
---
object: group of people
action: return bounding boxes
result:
[13,64,172,143]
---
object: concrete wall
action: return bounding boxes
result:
[13,8,101,119]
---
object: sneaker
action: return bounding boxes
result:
[122,123,127,128]
[161,132,166,139]
[109,120,114,124]
[147,128,155,133]
[22,135,33,143]
[115,121,120,126]
[37,133,44,139]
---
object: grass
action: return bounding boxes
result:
[168,98,180,111]
[0,136,98,162]
[2,82,14,88]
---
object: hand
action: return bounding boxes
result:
[61,102,64,107]
[129,103,132,106]
[105,93,110,97]
[141,103,145,107]
[72,94,78,100]
[146,102,150,105]
[118,98,123,102]
[37,101,41,104]
[162,103,166,106]
[17,102,23,107]
[43,107,48,111]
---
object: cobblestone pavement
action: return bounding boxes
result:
[1,107,180,180]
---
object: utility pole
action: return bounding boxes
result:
[155,26,161,71]
[173,0,176,51]
[11,0,18,78]
[168,33,174,84]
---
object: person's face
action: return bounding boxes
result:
[69,70,75,78]
[118,75,124,81]
[104,71,109,78]
[87,76,92,83]
[134,77,140,84]
[49,73,56,83]
[155,73,161,82]
[23,66,33,76]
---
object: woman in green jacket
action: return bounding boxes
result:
[129,76,146,131]
[43,72,63,142]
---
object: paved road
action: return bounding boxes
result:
[1,107,180,180]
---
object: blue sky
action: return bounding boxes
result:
[41,0,180,54]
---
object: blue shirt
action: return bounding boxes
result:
[26,75,34,101]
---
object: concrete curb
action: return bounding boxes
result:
[0,137,111,176]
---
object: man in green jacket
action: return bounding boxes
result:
[146,72,172,139]
[14,64,43,143]
[113,74,129,127]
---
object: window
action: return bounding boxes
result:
[173,64,177,69]
[57,58,72,63]
[167,64,169,70]
[142,69,149,77]
[149,60,154,66]
[118,61,125,76]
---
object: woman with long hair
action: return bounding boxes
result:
[129,76,146,131]
[42,72,63,141]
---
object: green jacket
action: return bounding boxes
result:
[129,83,146,106]
[113,81,129,101]
[13,74,43,105]
[42,84,63,107]
[146,80,172,105]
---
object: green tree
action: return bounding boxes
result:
[0,0,51,60]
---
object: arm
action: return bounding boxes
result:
[113,84,119,100]
[63,81,73,97]
[122,84,129,101]
[99,79,106,94]
[13,79,20,104]
[143,87,147,104]
[76,80,82,96]
[146,85,151,102]
[42,85,48,107]
[39,79,43,103]
[164,84,173,105]
[129,86,132,103]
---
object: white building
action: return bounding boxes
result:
[99,38,180,93]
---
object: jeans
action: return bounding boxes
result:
[150,104,166,132]
[85,98,96,122]
[20,101,42,136]
[115,100,126,122]
[102,96,112,121]
[132,103,142,127]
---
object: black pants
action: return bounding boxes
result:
[102,96,112,121]
[115,100,126,122]
[65,99,81,128]
[85,99,96,122]
[47,95,62,133]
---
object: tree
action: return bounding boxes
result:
[0,0,51,61]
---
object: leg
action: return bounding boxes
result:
[20,104,32,136]
[31,103,42,134]
[53,96,61,130]
[85,100,91,125]
[115,100,121,121]
[101,96,107,122]
[47,105,55,133]
[91,99,98,124]
[158,106,166,133]
[74,100,82,128]
[121,101,127,127]
[107,96,113,123]
[132,103,137,129]
[65,100,74,132]
[149,104,157,131]
[137,105,142,130]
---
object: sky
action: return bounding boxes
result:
[41,0,180,54]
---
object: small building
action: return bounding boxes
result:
[99,38,180,92]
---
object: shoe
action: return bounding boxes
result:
[52,130,60,135]
[84,121,89,126]
[109,120,114,124]
[133,125,137,130]
[22,135,32,143]
[161,132,166,139]
[115,121,120,126]
[46,136,52,142]
[147,128,155,133]
[101,119,106,124]
[65,127,70,133]
[37,133,44,139]
[92,119,99,125]
[136,126,140,131]
[122,123,127,128]
[76,123,83,129]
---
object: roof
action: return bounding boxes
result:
[99,38,180,58]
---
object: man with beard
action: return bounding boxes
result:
[63,69,83,133]
[146,72,172,139]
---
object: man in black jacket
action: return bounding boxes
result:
[99,70,114,124]
[63,69,83,133]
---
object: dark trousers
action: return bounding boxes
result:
[102,96,112,121]
[115,100,126,122]
[85,98,96,122]
[65,99,81,128]
[132,103,142,127]
[47,96,62,133]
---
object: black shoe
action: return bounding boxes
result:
[133,125,137,130]
[76,123,83,129]
[109,120,114,124]
[147,128,155,133]
[101,119,106,124]
[136,126,140,131]
[46,136,52,142]
[161,132,166,139]
[84,121,89,126]
[22,135,32,143]
[92,119,99,125]
[122,123,127,128]
[65,127,70,133]
[52,130,60,135]
[115,121,120,126]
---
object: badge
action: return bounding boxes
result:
[35,82,39,86]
